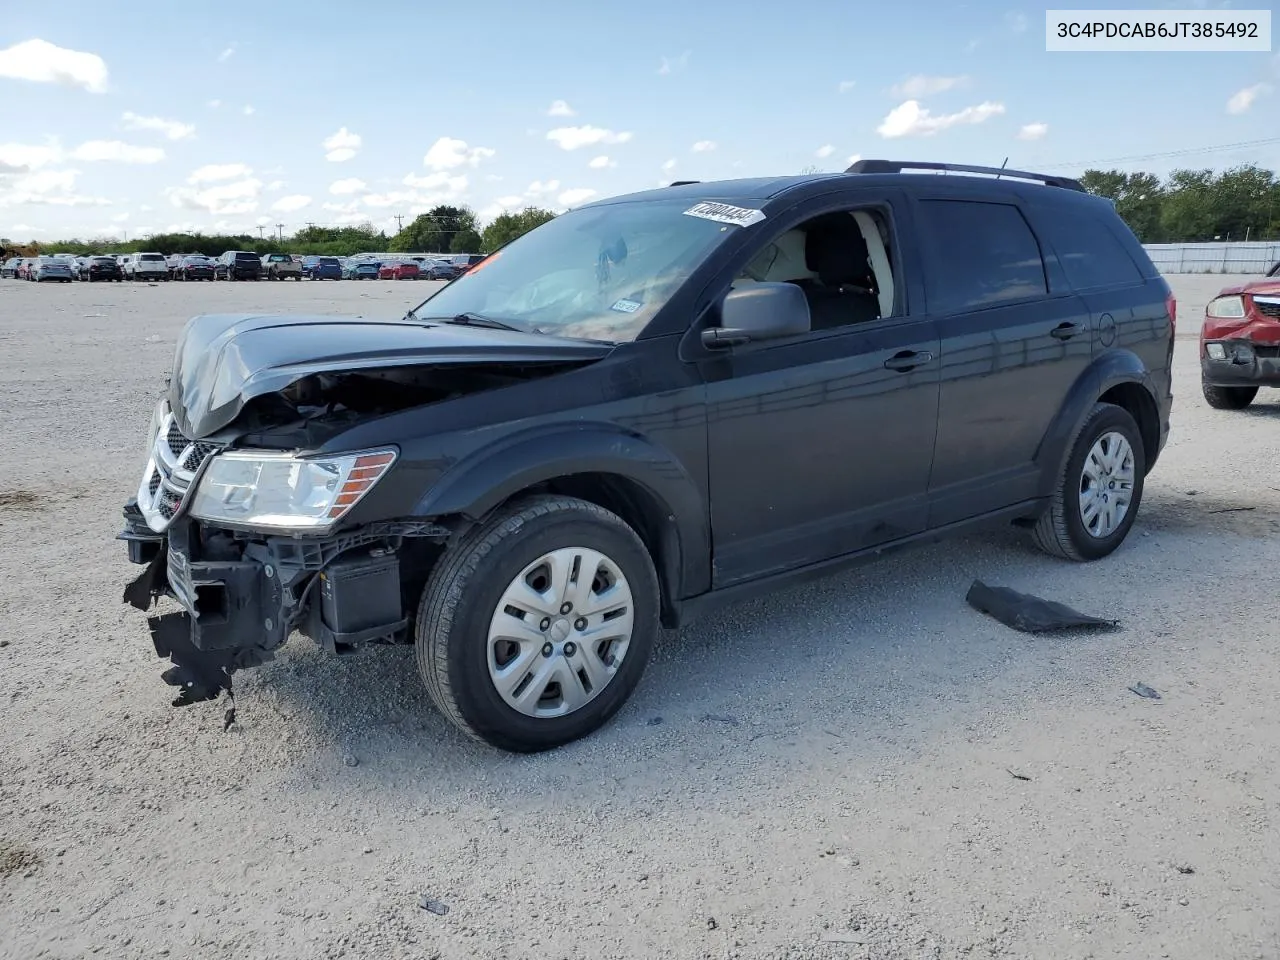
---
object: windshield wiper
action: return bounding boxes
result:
[415,311,524,332]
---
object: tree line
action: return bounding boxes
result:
[3,205,559,260]
[6,163,1278,259]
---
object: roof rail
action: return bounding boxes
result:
[845,159,1085,192]
[668,180,701,186]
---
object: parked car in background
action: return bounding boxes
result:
[451,253,487,276]
[176,255,215,281]
[378,259,420,280]
[263,253,302,280]
[419,258,457,280]
[307,255,343,280]
[79,256,124,281]
[125,252,169,281]
[166,254,186,278]
[215,250,263,281]
[1200,277,1280,410]
[31,256,75,282]
[2,257,21,278]
[343,258,380,280]
[16,258,35,279]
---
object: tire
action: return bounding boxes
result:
[415,495,660,752]
[1201,382,1257,410]
[1031,401,1146,562]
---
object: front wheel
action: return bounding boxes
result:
[1202,382,1258,410]
[416,495,660,752]
[1031,402,1145,562]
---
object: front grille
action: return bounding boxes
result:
[136,406,225,533]
[1254,298,1280,320]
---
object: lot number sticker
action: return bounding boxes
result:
[683,202,766,228]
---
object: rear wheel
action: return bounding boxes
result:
[1202,382,1257,410]
[416,495,659,752]
[1031,402,1145,562]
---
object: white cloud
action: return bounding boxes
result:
[838,80,857,94]
[323,126,362,162]
[658,50,690,75]
[423,136,496,170]
[548,126,633,151]
[242,104,255,116]
[847,153,862,165]
[691,140,717,153]
[889,74,969,99]
[217,44,236,63]
[0,142,63,170]
[322,201,360,214]
[816,144,836,158]
[70,140,165,164]
[122,112,195,140]
[877,99,1005,137]
[526,179,561,198]
[188,163,252,183]
[558,187,597,208]
[1017,122,1049,141]
[0,168,111,208]
[266,179,285,191]
[271,194,312,213]
[111,212,129,222]
[494,194,526,207]
[166,177,262,215]
[1227,83,1271,115]
[0,39,108,93]
[661,158,677,173]
[207,99,221,109]
[588,155,616,169]
[329,177,367,195]
[1006,11,1028,32]
[547,99,576,117]
[402,171,469,193]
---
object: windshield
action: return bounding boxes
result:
[140,254,165,262]
[407,198,740,342]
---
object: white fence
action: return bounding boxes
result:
[1143,242,1280,275]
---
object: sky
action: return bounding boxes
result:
[0,0,1277,243]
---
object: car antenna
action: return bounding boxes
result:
[995,157,1008,180]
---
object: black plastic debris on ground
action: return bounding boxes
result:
[419,896,449,915]
[965,580,1120,634]
[1129,682,1161,700]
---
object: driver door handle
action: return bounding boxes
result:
[883,350,933,372]
[1050,321,1085,341]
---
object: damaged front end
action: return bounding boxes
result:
[121,501,448,705]
[119,311,610,708]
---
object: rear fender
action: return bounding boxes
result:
[1034,348,1159,498]
[413,424,711,602]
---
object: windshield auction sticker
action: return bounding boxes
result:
[683,202,767,227]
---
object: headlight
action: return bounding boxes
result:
[1206,296,1245,319]
[143,397,167,462]
[188,448,397,532]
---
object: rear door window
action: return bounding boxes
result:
[916,199,1048,314]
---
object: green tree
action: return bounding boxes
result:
[1080,169,1166,242]
[480,207,557,252]
[450,227,482,253]
[389,205,479,253]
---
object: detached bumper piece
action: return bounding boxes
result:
[1201,341,1280,387]
[120,500,447,708]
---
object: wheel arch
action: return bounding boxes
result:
[413,425,711,627]
[1035,349,1162,498]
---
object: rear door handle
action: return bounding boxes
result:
[883,350,933,372]
[1050,322,1084,341]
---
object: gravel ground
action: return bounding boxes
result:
[1,274,1278,960]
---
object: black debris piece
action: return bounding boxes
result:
[1129,682,1161,700]
[223,694,237,732]
[701,713,741,727]
[122,547,167,611]
[149,612,235,705]
[646,716,664,726]
[1007,769,1033,782]
[1208,506,1256,515]
[418,896,449,916]
[706,917,718,931]
[965,580,1119,633]
[1175,865,1195,875]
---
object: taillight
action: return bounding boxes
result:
[1166,292,1176,337]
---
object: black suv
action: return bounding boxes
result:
[120,160,1174,752]
[214,250,262,281]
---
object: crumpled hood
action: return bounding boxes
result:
[168,313,613,438]
[1216,278,1280,298]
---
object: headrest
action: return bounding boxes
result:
[804,213,872,286]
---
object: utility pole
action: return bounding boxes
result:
[305,221,315,232]
[394,214,404,233]
[276,223,284,243]
[257,225,265,240]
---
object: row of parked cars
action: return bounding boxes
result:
[2,250,487,283]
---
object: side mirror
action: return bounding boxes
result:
[701,282,811,348]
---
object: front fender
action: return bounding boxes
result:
[414,423,711,601]
[1034,347,1159,497]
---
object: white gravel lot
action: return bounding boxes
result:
[1,274,1278,960]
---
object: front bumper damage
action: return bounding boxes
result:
[120,500,448,707]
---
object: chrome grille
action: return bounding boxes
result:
[136,406,224,533]
[1254,297,1280,320]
